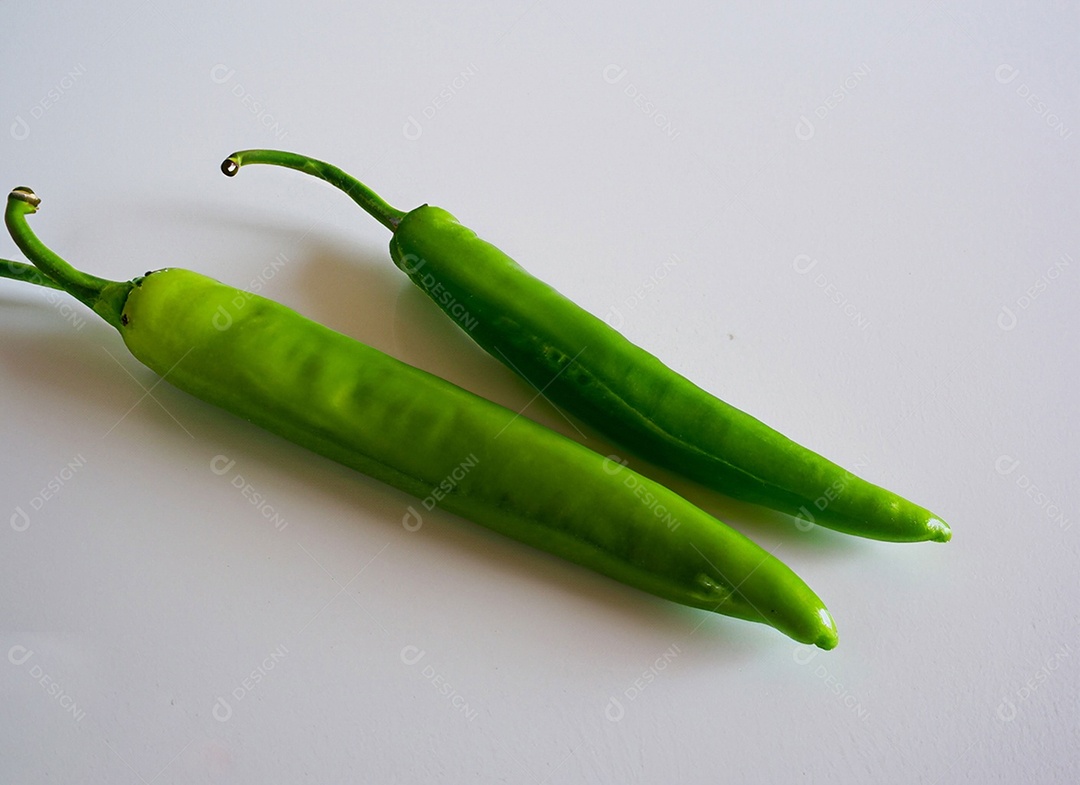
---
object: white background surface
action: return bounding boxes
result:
[1,2,1076,783]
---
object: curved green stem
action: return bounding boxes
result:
[221,149,407,232]
[0,257,65,290]
[4,188,131,330]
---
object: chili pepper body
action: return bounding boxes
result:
[122,269,837,646]
[221,151,950,544]
[389,207,950,543]
[4,191,839,649]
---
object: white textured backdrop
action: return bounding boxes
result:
[1,2,1076,783]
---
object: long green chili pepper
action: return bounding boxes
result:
[2,187,840,649]
[222,150,952,545]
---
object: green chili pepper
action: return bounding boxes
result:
[2,187,840,649]
[222,150,951,545]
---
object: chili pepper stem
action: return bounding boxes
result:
[0,257,65,290]
[221,149,407,232]
[4,188,131,330]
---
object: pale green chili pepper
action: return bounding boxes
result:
[2,187,839,649]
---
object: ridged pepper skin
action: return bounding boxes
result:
[115,268,838,648]
[388,206,950,544]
